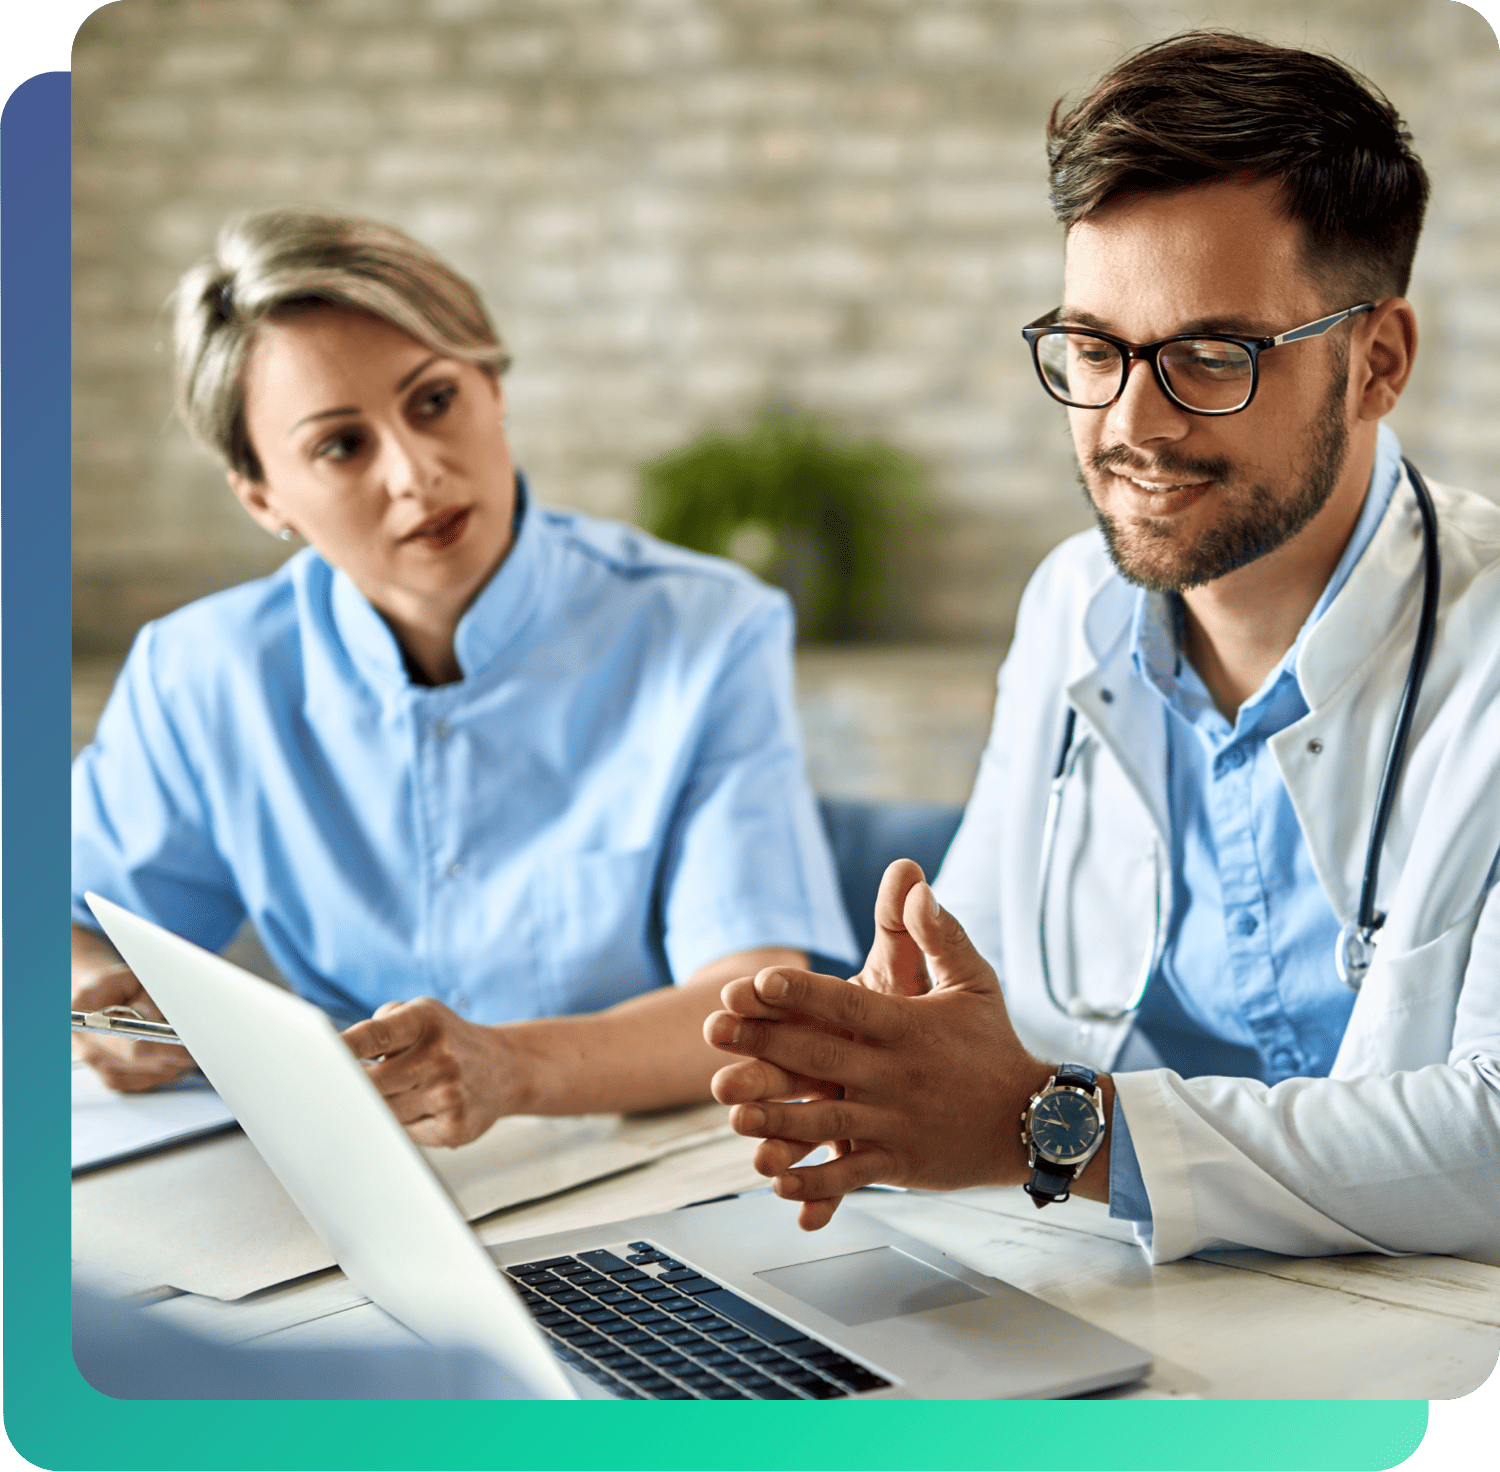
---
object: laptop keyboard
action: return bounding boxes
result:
[503,1241,893,1400]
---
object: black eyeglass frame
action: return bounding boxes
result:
[1020,302,1376,416]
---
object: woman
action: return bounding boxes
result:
[72,207,855,1146]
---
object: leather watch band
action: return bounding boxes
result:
[1054,1062,1097,1091]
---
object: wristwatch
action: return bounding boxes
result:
[1021,1063,1106,1208]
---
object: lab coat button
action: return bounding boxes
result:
[448,861,464,878]
[1307,738,1323,755]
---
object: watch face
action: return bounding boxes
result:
[1030,1090,1101,1166]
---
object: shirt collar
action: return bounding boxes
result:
[329,472,544,690]
[1128,424,1404,724]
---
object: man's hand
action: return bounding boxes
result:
[72,926,199,1091]
[343,998,523,1148]
[706,867,1055,1229]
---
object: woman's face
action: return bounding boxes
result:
[230,306,516,622]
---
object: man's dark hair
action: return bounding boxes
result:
[1046,31,1430,301]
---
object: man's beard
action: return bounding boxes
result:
[1081,362,1351,593]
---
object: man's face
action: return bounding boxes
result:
[1061,177,1357,593]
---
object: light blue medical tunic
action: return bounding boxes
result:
[73,491,857,1026]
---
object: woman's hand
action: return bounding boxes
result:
[342,998,521,1148]
[72,963,200,1091]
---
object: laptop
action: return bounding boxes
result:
[85,893,1152,1400]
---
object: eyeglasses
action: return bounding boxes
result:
[1021,303,1375,416]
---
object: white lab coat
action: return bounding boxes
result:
[934,464,1500,1263]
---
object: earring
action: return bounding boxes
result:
[277,527,294,542]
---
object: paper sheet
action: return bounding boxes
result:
[71,1103,731,1301]
[71,1064,239,1174]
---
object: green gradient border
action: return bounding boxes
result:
[1,59,1434,1472]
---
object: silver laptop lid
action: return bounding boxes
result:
[84,893,575,1399]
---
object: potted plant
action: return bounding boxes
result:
[639,406,926,641]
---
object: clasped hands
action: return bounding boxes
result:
[704,860,1061,1229]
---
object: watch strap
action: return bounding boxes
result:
[1023,1162,1076,1208]
[1054,1062,1097,1091]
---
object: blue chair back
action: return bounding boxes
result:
[810,798,964,977]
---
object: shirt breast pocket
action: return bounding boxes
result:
[541,847,664,1016]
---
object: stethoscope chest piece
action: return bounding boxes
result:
[1335,918,1382,991]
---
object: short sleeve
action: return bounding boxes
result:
[72,626,246,950]
[657,597,858,979]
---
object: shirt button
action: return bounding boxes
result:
[1220,746,1247,771]
[1269,1049,1297,1074]
[447,861,464,879]
[1306,738,1323,755]
[1236,912,1258,935]
[433,719,452,740]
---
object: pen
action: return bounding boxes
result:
[71,1007,186,1045]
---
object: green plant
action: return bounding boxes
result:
[639,405,926,641]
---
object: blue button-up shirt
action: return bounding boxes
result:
[1110,426,1405,1226]
[73,489,857,1028]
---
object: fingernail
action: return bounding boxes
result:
[924,883,940,920]
[739,1105,765,1132]
[758,972,788,999]
[775,1174,802,1199]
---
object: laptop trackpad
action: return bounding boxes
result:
[756,1247,984,1326]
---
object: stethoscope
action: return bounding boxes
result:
[1037,458,1441,1022]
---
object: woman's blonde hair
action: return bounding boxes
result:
[173,206,511,480]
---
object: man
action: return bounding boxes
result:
[706,31,1500,1263]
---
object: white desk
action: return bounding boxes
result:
[76,1103,1499,1401]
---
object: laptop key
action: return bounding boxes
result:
[785,1372,845,1399]
[636,1343,682,1363]
[616,1360,667,1383]
[755,1354,801,1377]
[831,1365,890,1392]
[577,1249,633,1274]
[741,1378,799,1400]
[742,1345,787,1363]
[692,1289,803,1344]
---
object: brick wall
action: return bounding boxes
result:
[73,0,1500,653]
